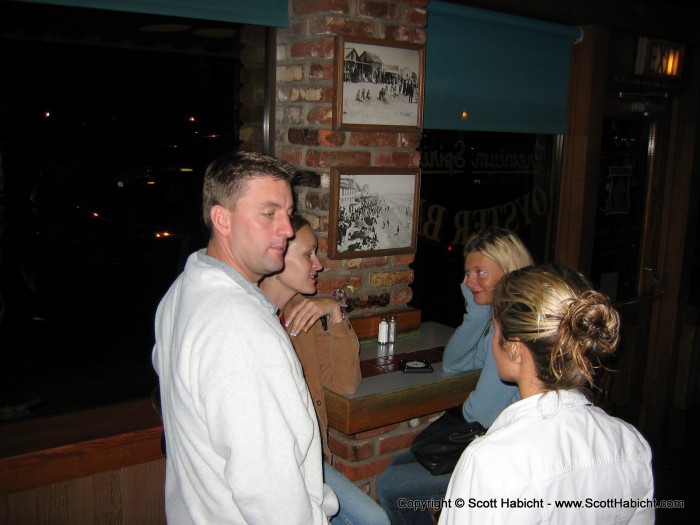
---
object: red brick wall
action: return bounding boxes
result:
[276,0,428,318]
[329,410,440,499]
[272,1,432,498]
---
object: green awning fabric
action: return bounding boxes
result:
[425,1,582,134]
[11,0,289,27]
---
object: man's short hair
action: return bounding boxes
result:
[202,151,296,232]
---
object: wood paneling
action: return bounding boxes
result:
[555,25,609,273]
[326,370,479,434]
[0,459,165,525]
[0,401,163,495]
[0,398,166,523]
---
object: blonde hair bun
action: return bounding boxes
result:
[493,263,620,397]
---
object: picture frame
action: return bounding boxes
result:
[328,167,421,259]
[334,35,425,132]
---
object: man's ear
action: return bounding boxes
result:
[210,204,231,236]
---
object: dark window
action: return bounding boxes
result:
[411,129,558,327]
[590,118,650,302]
[0,2,243,421]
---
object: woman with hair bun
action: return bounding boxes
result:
[439,263,654,525]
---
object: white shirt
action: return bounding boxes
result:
[153,250,337,524]
[439,389,654,525]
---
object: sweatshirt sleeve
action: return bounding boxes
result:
[442,286,493,373]
[201,334,335,524]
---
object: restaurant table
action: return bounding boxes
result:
[327,321,480,434]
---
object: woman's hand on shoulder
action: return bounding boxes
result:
[285,297,343,336]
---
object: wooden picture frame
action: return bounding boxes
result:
[328,167,421,259]
[334,35,425,132]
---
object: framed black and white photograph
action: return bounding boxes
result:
[328,167,421,259]
[334,36,424,132]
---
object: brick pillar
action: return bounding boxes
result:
[276,0,428,318]
[329,410,441,499]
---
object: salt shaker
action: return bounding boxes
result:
[388,316,397,343]
[378,317,389,344]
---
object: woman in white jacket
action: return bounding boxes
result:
[439,263,654,525]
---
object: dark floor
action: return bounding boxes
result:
[647,409,699,524]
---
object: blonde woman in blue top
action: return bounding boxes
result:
[377,227,533,525]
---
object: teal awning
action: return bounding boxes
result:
[425,1,581,134]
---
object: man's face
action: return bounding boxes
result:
[227,176,294,282]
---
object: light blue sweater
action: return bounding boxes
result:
[442,283,520,429]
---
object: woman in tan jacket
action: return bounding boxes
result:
[260,214,389,525]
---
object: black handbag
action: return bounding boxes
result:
[410,406,486,476]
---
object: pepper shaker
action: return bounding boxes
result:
[388,316,397,343]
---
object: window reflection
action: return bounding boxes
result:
[0,3,244,421]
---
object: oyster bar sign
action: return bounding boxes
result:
[418,189,549,245]
[418,137,551,246]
